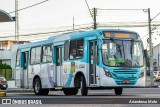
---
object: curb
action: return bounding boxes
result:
[0,89,33,93]
[145,85,159,88]
[0,92,6,97]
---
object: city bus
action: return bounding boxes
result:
[15,29,147,96]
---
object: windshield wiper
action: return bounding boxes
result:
[130,39,134,59]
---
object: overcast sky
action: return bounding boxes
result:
[0,0,160,47]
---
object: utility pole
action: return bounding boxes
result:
[93,8,97,29]
[73,17,74,31]
[158,45,160,70]
[15,0,19,44]
[148,8,154,86]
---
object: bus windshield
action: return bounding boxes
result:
[102,40,144,67]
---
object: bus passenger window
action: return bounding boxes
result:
[64,41,69,61]
[36,47,41,63]
[30,46,41,64]
[69,39,84,59]
[31,48,36,64]
[42,44,52,63]
[77,39,84,58]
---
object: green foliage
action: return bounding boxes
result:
[0,63,12,69]
[0,64,12,80]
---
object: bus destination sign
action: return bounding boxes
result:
[103,32,138,40]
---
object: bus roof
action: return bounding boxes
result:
[53,29,139,42]
[18,37,55,49]
[17,29,139,49]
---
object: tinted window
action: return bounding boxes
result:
[64,41,69,61]
[69,39,84,59]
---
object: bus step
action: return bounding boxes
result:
[88,85,98,87]
[55,87,62,90]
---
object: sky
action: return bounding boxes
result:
[0,0,160,48]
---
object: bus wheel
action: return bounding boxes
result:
[114,87,123,95]
[63,88,78,95]
[63,89,70,95]
[80,76,88,96]
[41,89,49,95]
[1,88,7,90]
[72,88,78,95]
[33,78,43,95]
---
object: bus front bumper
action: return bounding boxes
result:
[100,75,145,87]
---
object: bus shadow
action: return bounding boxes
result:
[47,94,138,97]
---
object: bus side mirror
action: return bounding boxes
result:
[144,49,148,58]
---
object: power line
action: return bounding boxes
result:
[151,11,160,21]
[9,0,49,14]
[84,0,94,20]
[0,26,93,39]
[142,25,159,39]
[99,9,146,11]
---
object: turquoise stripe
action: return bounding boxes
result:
[64,71,73,87]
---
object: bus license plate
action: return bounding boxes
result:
[122,80,130,84]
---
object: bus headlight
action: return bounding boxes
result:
[139,69,144,78]
[103,68,112,78]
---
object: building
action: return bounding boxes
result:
[0,40,29,50]
[0,40,30,66]
[152,43,160,70]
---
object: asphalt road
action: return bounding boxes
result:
[1,88,160,107]
[1,88,160,101]
[3,88,160,97]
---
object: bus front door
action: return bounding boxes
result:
[55,46,63,86]
[21,51,29,88]
[89,41,97,86]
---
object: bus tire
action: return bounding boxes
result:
[80,76,88,96]
[33,78,43,95]
[1,88,7,90]
[72,88,78,95]
[63,89,70,95]
[41,89,49,95]
[115,87,123,95]
[63,88,78,95]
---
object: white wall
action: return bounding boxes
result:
[10,44,18,69]
[0,44,18,79]
[153,44,160,69]
[2,60,11,65]
[0,50,11,60]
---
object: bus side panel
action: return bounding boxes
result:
[41,63,55,88]
[15,67,23,88]
[74,61,89,86]
[62,61,89,88]
[62,39,90,88]
[62,62,72,87]
[28,64,41,88]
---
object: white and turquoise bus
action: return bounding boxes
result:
[15,29,147,96]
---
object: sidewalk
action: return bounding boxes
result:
[0,88,33,93]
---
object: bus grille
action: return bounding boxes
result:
[112,69,139,85]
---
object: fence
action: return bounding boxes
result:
[0,69,12,80]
